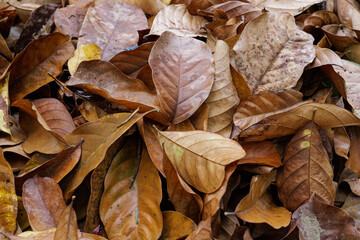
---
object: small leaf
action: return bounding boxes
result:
[157,130,245,193]
[277,121,336,211]
[150,4,208,37]
[68,43,101,76]
[160,211,196,240]
[54,198,78,240]
[149,31,214,124]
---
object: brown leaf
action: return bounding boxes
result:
[0,148,17,236]
[206,40,239,138]
[9,32,74,103]
[347,126,360,175]
[229,65,251,101]
[67,43,102,76]
[306,46,343,69]
[202,164,237,220]
[62,111,149,200]
[14,4,60,54]
[98,0,166,15]
[293,195,360,239]
[99,139,163,239]
[67,60,159,115]
[0,73,11,136]
[235,170,291,229]
[230,12,315,93]
[187,0,227,15]
[54,198,78,240]
[344,44,360,65]
[335,0,360,29]
[238,141,282,167]
[157,129,245,193]
[334,127,350,159]
[342,193,360,230]
[277,120,336,211]
[109,42,154,77]
[240,102,360,141]
[185,218,212,240]
[22,177,66,231]
[160,211,196,240]
[149,31,214,124]
[54,0,94,38]
[78,2,148,61]
[261,0,323,15]
[149,4,207,37]
[233,89,304,130]
[322,24,359,52]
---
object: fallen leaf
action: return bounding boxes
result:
[233,89,304,130]
[306,46,343,69]
[238,141,282,167]
[109,42,154,77]
[347,126,360,175]
[277,120,336,211]
[230,12,315,93]
[68,43,102,76]
[149,31,214,124]
[0,73,11,136]
[0,148,17,236]
[322,24,359,52]
[239,102,360,141]
[262,0,323,15]
[22,177,66,231]
[235,170,291,229]
[78,2,148,61]
[67,60,159,114]
[160,211,196,240]
[54,0,94,38]
[345,44,360,64]
[157,129,245,193]
[99,139,163,239]
[97,0,166,15]
[342,193,360,230]
[206,40,239,138]
[335,0,360,29]
[62,111,149,200]
[8,32,74,103]
[293,195,360,239]
[54,198,78,240]
[229,65,251,101]
[14,4,60,54]
[334,126,350,159]
[149,4,207,37]
[185,218,212,240]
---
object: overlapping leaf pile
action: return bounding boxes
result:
[0,0,360,239]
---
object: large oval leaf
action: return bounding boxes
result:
[78,2,148,61]
[157,130,245,193]
[149,31,214,124]
[99,139,162,239]
[230,12,315,93]
[277,121,336,211]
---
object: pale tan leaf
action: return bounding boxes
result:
[157,130,245,193]
[306,46,343,69]
[95,0,166,15]
[262,0,324,15]
[206,40,239,138]
[150,4,207,37]
[54,199,78,240]
[231,12,315,93]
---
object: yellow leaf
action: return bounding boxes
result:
[68,43,101,75]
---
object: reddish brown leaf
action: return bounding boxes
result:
[238,141,282,167]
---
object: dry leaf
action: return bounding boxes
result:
[277,121,336,211]
[293,195,360,239]
[342,193,360,230]
[262,0,323,15]
[231,12,315,93]
[150,4,207,37]
[22,177,66,231]
[238,141,282,167]
[0,148,17,236]
[322,24,359,52]
[149,31,214,124]
[96,0,166,15]
[157,129,245,193]
[185,218,212,240]
[99,140,163,239]
[62,111,149,200]
[347,126,360,175]
[68,43,102,76]
[78,2,148,61]
[306,46,343,69]
[336,0,360,29]
[8,33,74,103]
[54,198,78,240]
[235,170,291,229]
[160,211,196,240]
[206,40,239,138]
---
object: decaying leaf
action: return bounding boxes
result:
[54,198,78,240]
[150,4,208,37]
[293,195,360,239]
[277,120,336,211]
[78,2,148,61]
[235,170,291,229]
[231,12,315,93]
[157,129,245,193]
[238,141,282,167]
[160,211,196,240]
[149,31,214,124]
[262,0,324,15]
[68,43,102,76]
